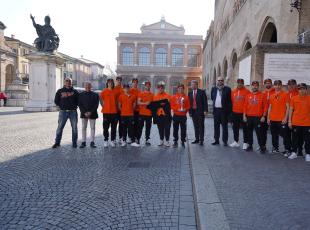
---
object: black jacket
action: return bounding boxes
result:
[147,99,171,124]
[188,88,208,116]
[78,91,99,119]
[210,86,232,114]
[54,87,79,110]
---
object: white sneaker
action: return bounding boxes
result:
[242,143,249,150]
[305,154,310,162]
[145,140,151,146]
[256,146,261,151]
[288,152,298,160]
[121,140,126,147]
[158,140,164,146]
[229,141,240,148]
[131,142,140,147]
[103,141,108,148]
[110,141,116,147]
[127,138,132,144]
[164,141,170,147]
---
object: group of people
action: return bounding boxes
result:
[210,76,310,162]
[51,75,310,162]
[51,77,208,149]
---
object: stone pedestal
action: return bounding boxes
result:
[6,81,29,107]
[24,52,65,112]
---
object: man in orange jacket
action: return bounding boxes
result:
[288,83,310,162]
[118,84,139,147]
[243,81,268,153]
[137,81,153,146]
[286,79,300,156]
[100,79,118,147]
[129,78,140,144]
[267,80,290,154]
[230,78,250,149]
[171,84,190,148]
[113,76,124,142]
[261,78,275,151]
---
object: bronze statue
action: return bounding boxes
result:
[30,14,59,53]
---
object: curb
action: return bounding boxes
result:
[187,139,230,230]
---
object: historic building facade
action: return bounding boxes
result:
[116,17,203,94]
[203,0,310,91]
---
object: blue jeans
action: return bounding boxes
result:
[55,110,78,144]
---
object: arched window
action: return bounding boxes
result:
[261,22,277,43]
[155,48,167,66]
[244,41,252,51]
[188,48,199,67]
[122,47,134,66]
[139,47,150,66]
[172,48,184,66]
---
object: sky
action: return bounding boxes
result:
[0,0,214,70]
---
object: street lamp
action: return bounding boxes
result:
[290,0,301,12]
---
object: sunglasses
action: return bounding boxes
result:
[217,80,224,82]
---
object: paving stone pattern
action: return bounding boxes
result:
[0,108,197,229]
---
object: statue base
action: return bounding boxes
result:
[23,52,65,112]
[6,83,29,107]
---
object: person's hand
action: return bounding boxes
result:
[243,116,247,123]
[288,121,292,129]
[145,101,150,105]
[260,116,266,123]
[204,111,208,117]
[281,119,287,125]
[267,119,271,125]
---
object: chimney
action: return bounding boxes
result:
[11,34,15,39]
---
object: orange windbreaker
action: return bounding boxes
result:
[129,87,140,112]
[171,93,190,116]
[290,95,310,126]
[244,92,268,117]
[153,92,171,101]
[118,93,136,116]
[100,88,117,114]
[231,87,250,113]
[138,91,154,116]
[269,91,289,122]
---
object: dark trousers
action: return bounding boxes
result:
[132,111,139,142]
[173,115,187,142]
[116,112,122,139]
[137,115,152,141]
[121,116,134,141]
[55,110,78,144]
[192,110,205,142]
[232,112,248,143]
[292,126,310,154]
[260,120,268,147]
[157,116,171,141]
[270,121,290,150]
[246,116,264,147]
[103,114,117,141]
[213,108,228,143]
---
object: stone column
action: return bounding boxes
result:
[134,42,138,66]
[167,75,171,94]
[24,52,65,112]
[117,40,121,66]
[184,44,188,67]
[151,43,155,66]
[150,74,155,92]
[167,43,171,67]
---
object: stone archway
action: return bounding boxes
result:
[217,63,221,77]
[259,17,277,43]
[5,64,14,89]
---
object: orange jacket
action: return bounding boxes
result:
[269,91,289,122]
[153,92,171,101]
[244,92,268,117]
[118,93,136,116]
[130,87,140,112]
[138,91,154,116]
[100,88,117,114]
[231,87,250,113]
[290,95,310,126]
[171,93,190,116]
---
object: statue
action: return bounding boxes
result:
[30,14,59,53]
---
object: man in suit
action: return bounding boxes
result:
[211,76,232,146]
[188,80,208,145]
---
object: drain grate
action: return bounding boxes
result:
[127,162,150,168]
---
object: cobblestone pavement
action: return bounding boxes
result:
[0,108,197,229]
[188,118,310,230]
